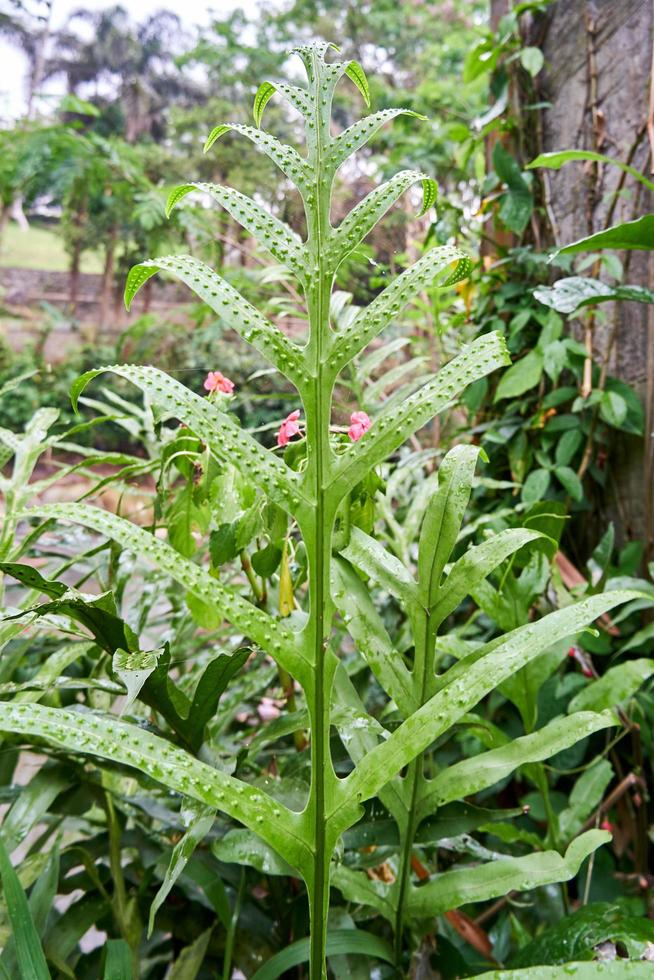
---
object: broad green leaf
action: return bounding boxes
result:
[417,710,616,820]
[0,842,59,978]
[521,468,550,504]
[0,835,50,980]
[528,150,654,194]
[327,171,437,272]
[619,621,654,652]
[330,245,471,374]
[184,650,250,750]
[331,667,406,826]
[331,332,510,498]
[122,257,305,383]
[204,123,310,192]
[329,109,426,169]
[253,81,277,126]
[71,366,309,517]
[2,764,71,853]
[212,829,294,876]
[558,759,613,840]
[430,528,543,626]
[407,830,609,918]
[534,276,654,314]
[268,80,312,118]
[343,61,370,107]
[0,563,135,653]
[332,557,414,715]
[26,504,310,686]
[555,214,654,255]
[0,562,67,599]
[168,927,213,980]
[337,592,635,814]
[568,658,654,713]
[340,526,418,608]
[519,46,544,76]
[165,183,307,279]
[600,390,628,428]
[103,939,132,980]
[494,349,543,401]
[42,894,107,966]
[9,641,94,708]
[510,901,654,967]
[555,465,584,501]
[149,802,215,935]
[493,143,533,234]
[0,703,309,873]
[463,38,499,83]
[113,648,164,715]
[478,963,654,978]
[418,444,481,606]
[250,928,395,980]
[330,866,396,923]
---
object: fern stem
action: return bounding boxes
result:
[394,756,423,965]
[306,46,336,978]
[394,607,436,965]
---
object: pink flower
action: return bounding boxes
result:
[257,697,281,722]
[600,820,614,833]
[348,410,372,442]
[203,370,234,394]
[277,409,302,447]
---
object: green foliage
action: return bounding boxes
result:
[555,215,654,255]
[2,7,654,976]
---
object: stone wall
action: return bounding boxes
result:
[1,267,187,361]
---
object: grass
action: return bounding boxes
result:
[0,222,103,273]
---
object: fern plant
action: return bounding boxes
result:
[2,43,641,976]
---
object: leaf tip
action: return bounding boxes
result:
[204,124,231,153]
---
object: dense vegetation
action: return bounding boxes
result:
[0,1,653,977]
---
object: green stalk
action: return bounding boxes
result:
[393,607,436,965]
[303,47,337,978]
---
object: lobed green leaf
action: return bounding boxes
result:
[71,365,310,516]
[329,245,472,374]
[332,557,414,715]
[343,61,371,107]
[335,590,637,816]
[0,703,309,873]
[123,256,306,384]
[25,503,310,686]
[204,123,310,193]
[417,710,617,820]
[407,830,610,918]
[329,109,426,170]
[165,183,308,280]
[331,332,510,499]
[326,170,438,273]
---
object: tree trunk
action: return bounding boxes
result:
[99,227,118,330]
[530,0,654,553]
[69,242,82,315]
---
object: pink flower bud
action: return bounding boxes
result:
[203,371,235,394]
[277,409,302,447]
[348,410,372,442]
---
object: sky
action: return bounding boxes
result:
[0,0,263,120]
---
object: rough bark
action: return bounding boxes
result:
[534,0,653,551]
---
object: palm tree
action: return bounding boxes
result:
[44,6,202,142]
